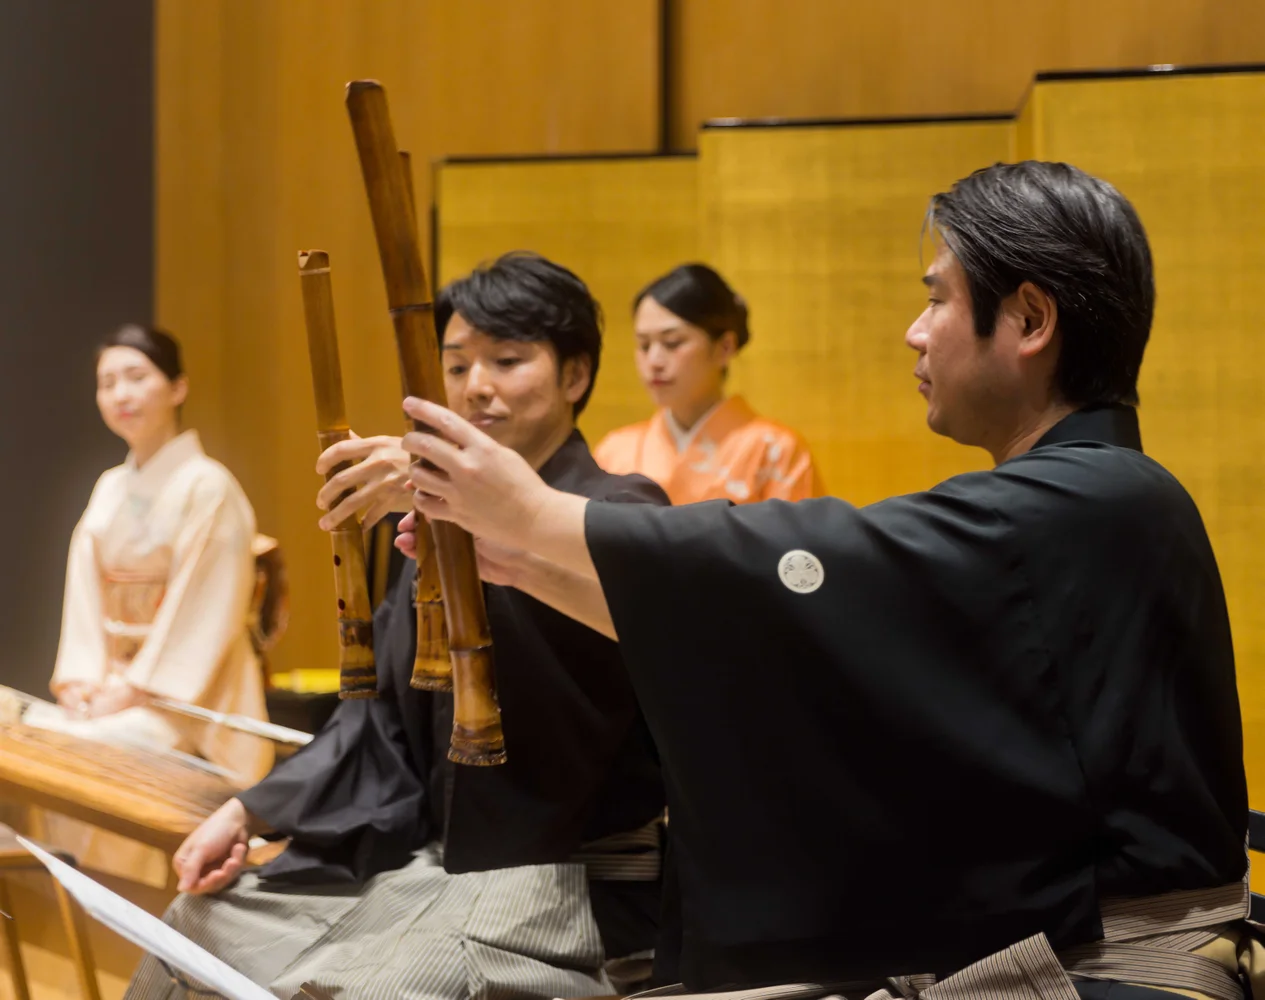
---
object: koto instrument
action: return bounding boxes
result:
[0,723,241,855]
[298,249,379,699]
[345,79,505,765]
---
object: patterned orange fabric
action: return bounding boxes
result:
[594,396,823,505]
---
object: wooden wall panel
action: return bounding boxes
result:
[156,0,659,686]
[699,120,1013,503]
[158,0,1265,829]
[436,156,699,446]
[1023,70,1265,814]
[671,0,1265,148]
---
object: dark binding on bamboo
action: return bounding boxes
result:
[346,80,506,765]
[399,149,452,692]
[298,250,377,700]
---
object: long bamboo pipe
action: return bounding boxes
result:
[298,249,377,700]
[398,149,451,692]
[346,80,505,765]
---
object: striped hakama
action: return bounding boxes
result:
[125,845,614,1000]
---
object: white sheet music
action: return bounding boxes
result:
[16,836,275,1000]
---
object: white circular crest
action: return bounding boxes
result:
[778,549,824,594]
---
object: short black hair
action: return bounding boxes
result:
[98,324,183,381]
[634,263,750,349]
[929,161,1154,407]
[435,251,602,416]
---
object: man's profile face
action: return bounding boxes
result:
[905,245,1010,448]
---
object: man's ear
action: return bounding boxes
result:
[1011,281,1058,360]
[561,354,592,407]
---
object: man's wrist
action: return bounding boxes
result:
[521,483,557,547]
[223,797,267,836]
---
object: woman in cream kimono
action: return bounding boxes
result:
[22,324,272,883]
[594,264,825,504]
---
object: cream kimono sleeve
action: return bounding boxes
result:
[122,471,257,704]
[50,473,116,692]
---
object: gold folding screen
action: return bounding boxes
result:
[1022,70,1265,811]
[435,69,1265,819]
[699,119,1011,502]
[435,156,699,445]
[436,124,1014,501]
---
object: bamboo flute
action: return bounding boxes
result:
[398,149,452,692]
[298,249,377,699]
[346,80,505,765]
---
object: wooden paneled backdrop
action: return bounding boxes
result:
[669,0,1265,146]
[436,156,699,446]
[156,0,660,689]
[156,2,1265,814]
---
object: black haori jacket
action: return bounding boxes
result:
[239,432,669,953]
[585,406,1247,989]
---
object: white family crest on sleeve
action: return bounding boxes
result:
[778,549,824,594]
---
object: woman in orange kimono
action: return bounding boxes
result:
[594,264,823,503]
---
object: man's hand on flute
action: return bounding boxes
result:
[315,432,414,531]
[396,507,617,638]
[396,509,525,587]
[400,397,554,547]
[399,399,612,635]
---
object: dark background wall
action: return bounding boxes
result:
[0,1,152,695]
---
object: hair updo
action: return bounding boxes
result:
[633,263,750,349]
[98,324,184,381]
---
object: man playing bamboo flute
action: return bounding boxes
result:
[126,253,669,1000]
[396,162,1254,1000]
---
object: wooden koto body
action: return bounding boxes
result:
[0,724,241,854]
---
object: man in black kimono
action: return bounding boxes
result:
[125,253,669,1000]
[398,163,1251,1000]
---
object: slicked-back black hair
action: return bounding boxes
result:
[930,160,1154,407]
